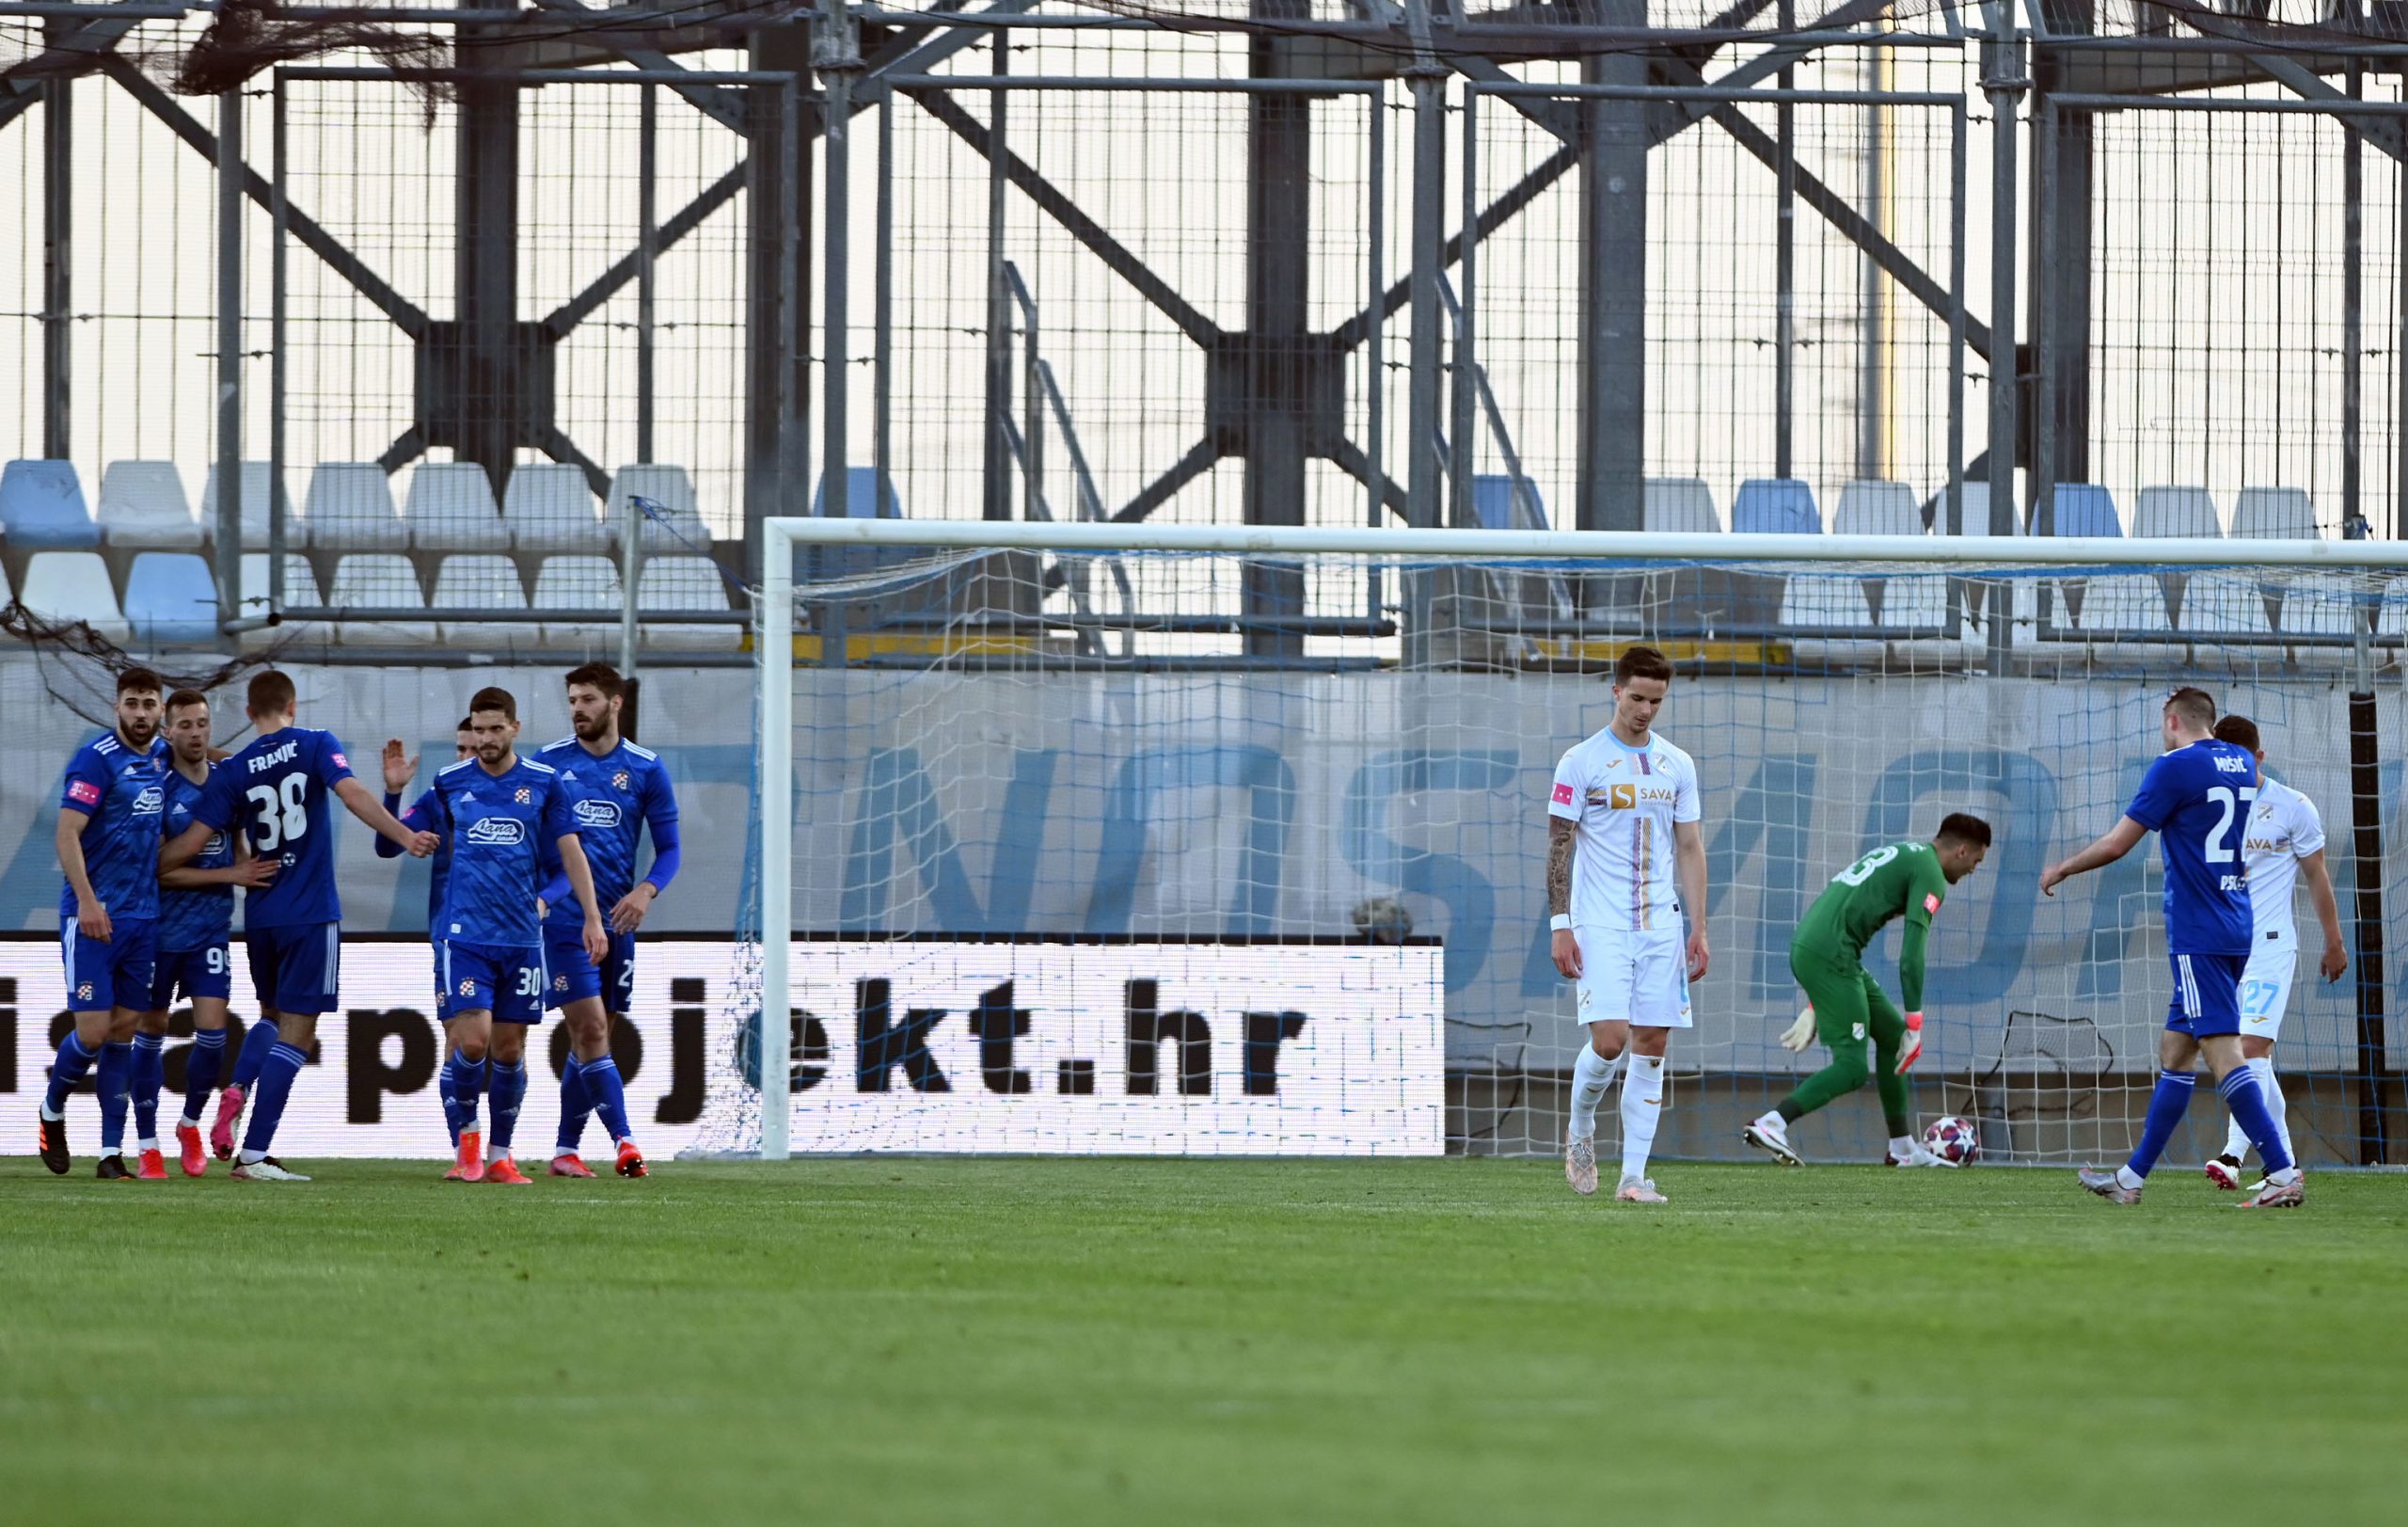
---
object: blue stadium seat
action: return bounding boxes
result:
[124,552,221,644]
[1469,475,1548,531]
[1732,478,1821,535]
[1,459,101,549]
[811,467,903,518]
[2042,484,2120,537]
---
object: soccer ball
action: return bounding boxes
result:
[1923,1115,1979,1167]
[1352,895,1414,945]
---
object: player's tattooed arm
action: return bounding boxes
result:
[1547,817,1581,979]
[1546,816,1576,916]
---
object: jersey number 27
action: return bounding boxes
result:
[2204,786,2257,863]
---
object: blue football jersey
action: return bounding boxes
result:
[158,763,236,952]
[2125,738,2258,956]
[431,755,579,947]
[198,726,356,929]
[56,730,169,921]
[393,786,452,928]
[535,737,681,931]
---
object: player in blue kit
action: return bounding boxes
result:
[377,719,476,1148]
[2042,687,2305,1209]
[37,669,170,1177]
[425,686,607,1185]
[137,689,276,1178]
[535,662,680,1180]
[162,671,437,1182]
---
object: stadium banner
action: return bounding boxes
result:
[0,934,1446,1158]
[2,659,2403,1072]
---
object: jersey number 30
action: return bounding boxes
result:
[2204,786,2258,863]
[246,774,310,853]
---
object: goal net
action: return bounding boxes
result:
[695,519,2408,1168]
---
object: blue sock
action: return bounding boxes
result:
[555,1060,591,1154]
[181,1028,227,1126]
[96,1042,135,1153]
[2217,1067,2295,1175]
[131,1033,166,1144]
[451,1050,487,1133]
[230,1018,279,1091]
[2125,1069,2199,1180]
[42,1031,99,1116]
[582,1057,633,1148]
[239,1043,308,1160]
[437,1053,465,1147]
[488,1060,528,1153]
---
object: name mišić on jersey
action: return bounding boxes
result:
[2124,737,2258,956]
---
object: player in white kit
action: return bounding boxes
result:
[1545,645,1710,1204]
[2203,716,2348,1190]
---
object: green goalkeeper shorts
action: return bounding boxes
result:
[1787,944,1907,1064]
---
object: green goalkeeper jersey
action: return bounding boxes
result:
[1791,840,1950,1010]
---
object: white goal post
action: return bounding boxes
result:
[752,517,2408,1163]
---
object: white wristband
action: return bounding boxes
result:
[1549,914,1572,932]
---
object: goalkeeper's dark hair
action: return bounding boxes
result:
[2213,715,2262,754]
[1936,813,1992,849]
[467,686,517,723]
[166,688,210,716]
[1614,645,1674,686]
[456,715,475,734]
[117,666,166,698]
[247,670,295,718]
[2165,686,2218,733]
[564,661,625,700]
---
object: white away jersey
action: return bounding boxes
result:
[2241,777,2326,946]
[1547,727,1702,934]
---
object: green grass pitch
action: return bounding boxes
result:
[3,1157,2402,1525]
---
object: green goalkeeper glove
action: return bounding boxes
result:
[1779,1006,1816,1054]
[1895,1012,1924,1074]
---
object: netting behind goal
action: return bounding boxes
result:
[698,537,2408,1166]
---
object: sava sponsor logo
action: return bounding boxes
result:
[574,799,623,829]
[464,818,527,846]
[1590,783,1678,809]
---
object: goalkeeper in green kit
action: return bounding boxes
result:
[1742,813,1992,1168]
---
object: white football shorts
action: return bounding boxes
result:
[2238,944,2297,1042]
[1572,925,1693,1029]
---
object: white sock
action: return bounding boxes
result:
[179,1114,201,1131]
[39,1103,63,1122]
[2250,1056,2295,1167]
[1890,1135,1914,1159]
[2115,1165,2146,1191]
[2269,1165,2303,1185]
[137,1137,157,1153]
[238,1148,265,1165]
[1619,1055,1667,1181]
[1569,1043,1621,1141]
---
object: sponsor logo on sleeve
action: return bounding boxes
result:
[1925,893,1941,914]
[68,780,101,806]
[331,752,349,770]
[1551,782,1576,806]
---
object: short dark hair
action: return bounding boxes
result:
[247,670,295,717]
[1936,812,1992,849]
[467,686,517,723]
[1614,645,1674,686]
[455,715,475,733]
[2213,715,2261,753]
[117,667,165,698]
[165,688,210,716]
[564,661,625,700]
[2166,687,2218,733]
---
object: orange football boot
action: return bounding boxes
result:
[614,1139,648,1179]
[484,1154,534,1186]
